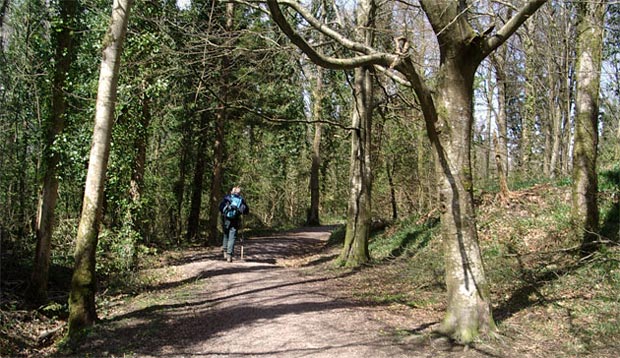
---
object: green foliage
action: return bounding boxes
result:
[96,223,140,280]
[600,164,620,241]
[369,216,439,260]
[539,246,620,352]
[340,216,444,308]
[599,163,620,193]
[327,224,346,246]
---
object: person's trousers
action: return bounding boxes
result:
[222,221,238,255]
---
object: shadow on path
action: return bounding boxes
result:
[66,226,411,357]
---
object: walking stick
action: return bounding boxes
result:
[240,217,245,260]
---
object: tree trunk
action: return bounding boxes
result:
[433,60,495,342]
[207,2,233,245]
[339,0,375,267]
[386,161,397,220]
[0,0,8,33]
[549,95,562,178]
[339,65,372,266]
[128,88,150,241]
[208,108,225,244]
[307,66,323,226]
[186,111,208,242]
[68,0,132,338]
[27,0,77,305]
[173,117,191,239]
[491,53,509,181]
[572,0,606,255]
[520,22,536,174]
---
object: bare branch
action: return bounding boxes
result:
[234,104,357,130]
[266,0,396,70]
[484,0,548,56]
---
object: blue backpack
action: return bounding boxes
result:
[224,195,243,220]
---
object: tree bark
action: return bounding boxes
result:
[340,65,373,266]
[127,87,150,242]
[307,66,323,226]
[433,57,496,342]
[0,0,9,45]
[208,108,225,244]
[520,22,536,174]
[386,161,397,220]
[186,111,209,242]
[27,0,77,305]
[417,0,546,342]
[207,2,233,245]
[68,0,132,339]
[339,0,375,267]
[173,117,191,239]
[572,0,606,255]
[491,51,509,182]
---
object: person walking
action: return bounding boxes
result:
[219,186,249,262]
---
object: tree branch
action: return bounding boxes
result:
[266,0,396,70]
[234,104,357,130]
[483,0,547,56]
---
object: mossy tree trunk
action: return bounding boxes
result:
[340,66,373,266]
[339,0,376,267]
[572,0,606,255]
[27,0,78,305]
[433,58,495,341]
[417,0,546,342]
[68,0,132,339]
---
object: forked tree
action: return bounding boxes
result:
[267,0,547,342]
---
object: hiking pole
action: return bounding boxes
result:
[240,217,245,260]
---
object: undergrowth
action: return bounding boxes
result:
[347,182,619,356]
[2,177,618,357]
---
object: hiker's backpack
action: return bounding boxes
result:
[224,195,243,220]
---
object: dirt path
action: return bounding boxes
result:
[72,226,427,357]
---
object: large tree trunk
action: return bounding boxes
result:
[68,0,132,338]
[572,0,606,255]
[27,0,77,305]
[339,0,375,267]
[433,59,495,342]
[340,64,373,266]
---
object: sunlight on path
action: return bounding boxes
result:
[83,227,415,357]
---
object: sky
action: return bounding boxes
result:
[177,0,191,10]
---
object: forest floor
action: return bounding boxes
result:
[4,226,514,358]
[57,226,458,358]
[2,183,619,357]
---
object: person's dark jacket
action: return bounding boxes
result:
[219,194,249,225]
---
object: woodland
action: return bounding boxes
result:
[0,0,619,356]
